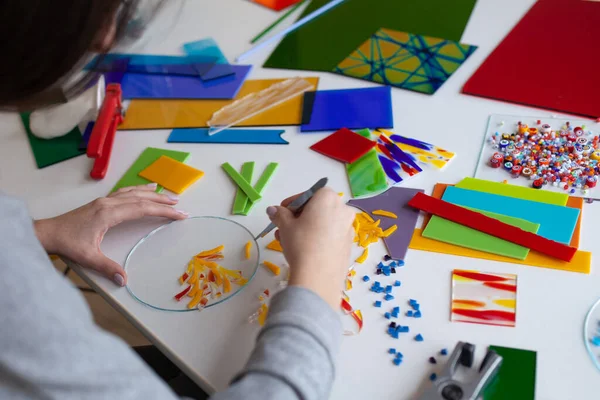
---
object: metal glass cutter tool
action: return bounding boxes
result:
[254,177,328,240]
[418,342,502,400]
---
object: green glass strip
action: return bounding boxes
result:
[244,162,279,215]
[222,162,262,202]
[233,162,255,215]
[250,0,308,44]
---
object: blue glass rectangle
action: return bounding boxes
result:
[168,128,287,144]
[98,53,215,67]
[300,86,393,132]
[120,65,252,100]
[442,186,579,244]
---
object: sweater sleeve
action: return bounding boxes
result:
[210,286,342,400]
[0,194,180,400]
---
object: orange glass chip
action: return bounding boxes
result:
[245,241,252,259]
[266,239,283,252]
[263,261,281,276]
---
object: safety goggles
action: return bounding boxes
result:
[8,0,184,111]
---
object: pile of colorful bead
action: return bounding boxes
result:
[488,120,599,195]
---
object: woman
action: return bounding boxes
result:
[0,1,355,399]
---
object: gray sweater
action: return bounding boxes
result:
[0,194,342,400]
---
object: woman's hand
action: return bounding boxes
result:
[35,184,189,287]
[266,187,355,309]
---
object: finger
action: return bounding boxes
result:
[266,205,295,228]
[109,189,179,205]
[105,201,189,227]
[108,183,158,197]
[275,230,281,242]
[85,252,128,286]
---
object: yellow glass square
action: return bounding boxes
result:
[138,156,204,194]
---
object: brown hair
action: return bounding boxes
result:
[0,0,121,105]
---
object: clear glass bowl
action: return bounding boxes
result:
[584,298,600,372]
[124,216,259,312]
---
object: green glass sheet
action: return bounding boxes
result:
[264,0,478,72]
[484,346,537,400]
[111,147,190,193]
[423,208,540,260]
[233,162,255,215]
[456,177,568,206]
[21,113,84,169]
[346,129,388,197]
[245,163,279,215]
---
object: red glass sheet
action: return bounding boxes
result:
[310,128,375,163]
[463,0,600,118]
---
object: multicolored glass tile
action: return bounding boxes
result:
[377,129,455,169]
[334,29,477,94]
[451,269,517,327]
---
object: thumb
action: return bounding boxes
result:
[88,252,127,287]
[266,206,294,228]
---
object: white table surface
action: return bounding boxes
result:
[1,0,598,398]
